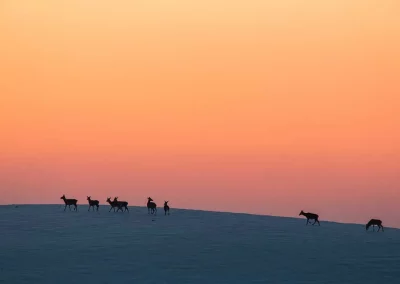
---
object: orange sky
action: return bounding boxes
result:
[1,1,399,226]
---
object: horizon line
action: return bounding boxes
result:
[1,203,398,230]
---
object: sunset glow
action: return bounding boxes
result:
[1,1,399,226]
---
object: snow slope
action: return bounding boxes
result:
[0,205,399,284]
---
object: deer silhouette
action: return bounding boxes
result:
[366,219,384,232]
[60,195,78,211]
[87,196,99,211]
[106,197,120,212]
[299,210,320,226]
[113,197,129,212]
[147,197,157,214]
[164,201,170,216]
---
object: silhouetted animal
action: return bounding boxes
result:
[106,197,122,212]
[147,197,157,214]
[299,210,320,226]
[164,201,170,215]
[113,197,129,212]
[366,219,384,232]
[60,195,78,211]
[87,196,99,211]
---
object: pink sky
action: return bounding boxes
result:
[0,1,399,227]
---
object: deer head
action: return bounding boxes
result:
[87,196,91,200]
[60,195,66,199]
[164,201,169,205]
[299,210,304,216]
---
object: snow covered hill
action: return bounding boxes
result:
[0,205,399,284]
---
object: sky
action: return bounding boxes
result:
[0,1,399,226]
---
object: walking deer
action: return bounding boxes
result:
[106,197,122,212]
[113,197,129,212]
[366,219,384,232]
[299,210,320,226]
[87,196,99,211]
[147,197,157,214]
[60,195,78,211]
[164,201,170,216]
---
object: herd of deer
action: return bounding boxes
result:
[60,195,383,231]
[60,195,170,216]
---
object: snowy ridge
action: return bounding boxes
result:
[0,205,399,284]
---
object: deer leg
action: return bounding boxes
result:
[64,204,67,211]
[306,219,309,225]
[312,219,316,225]
[88,205,90,211]
[126,206,129,212]
[69,205,71,211]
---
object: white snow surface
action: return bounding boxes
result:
[0,205,399,284]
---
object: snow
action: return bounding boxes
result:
[0,205,399,284]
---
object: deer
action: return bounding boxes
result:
[147,197,157,214]
[106,197,122,212]
[164,201,170,216]
[299,210,320,226]
[87,196,99,211]
[113,197,129,212]
[60,195,78,211]
[366,219,384,232]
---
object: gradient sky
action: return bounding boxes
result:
[1,1,399,226]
